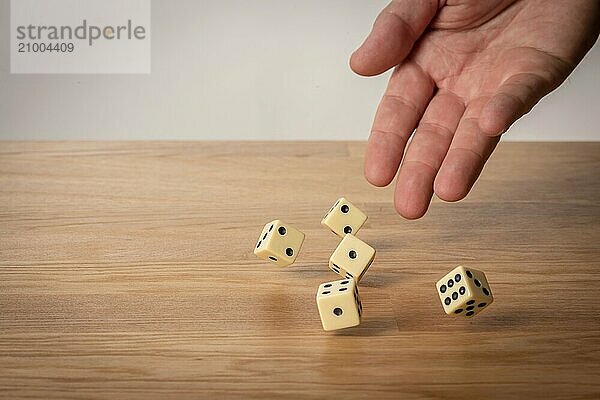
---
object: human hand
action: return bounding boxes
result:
[351,0,599,218]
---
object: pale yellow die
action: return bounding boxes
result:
[329,234,375,283]
[321,197,367,237]
[316,279,362,331]
[435,266,494,317]
[253,220,305,267]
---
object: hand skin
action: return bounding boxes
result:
[351,0,600,219]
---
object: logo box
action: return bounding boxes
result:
[11,0,151,74]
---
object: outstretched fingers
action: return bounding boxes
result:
[394,91,465,219]
[350,0,441,76]
[364,63,435,187]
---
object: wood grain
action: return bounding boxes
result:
[0,141,599,399]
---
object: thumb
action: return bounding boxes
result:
[350,0,442,77]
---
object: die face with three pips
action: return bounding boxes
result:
[436,266,494,317]
[254,220,305,267]
[321,197,367,237]
[329,234,375,283]
[316,279,362,331]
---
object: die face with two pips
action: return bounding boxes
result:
[321,197,367,237]
[329,234,375,283]
[254,220,305,267]
[436,266,493,317]
[316,279,362,331]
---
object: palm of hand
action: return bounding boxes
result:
[351,0,599,219]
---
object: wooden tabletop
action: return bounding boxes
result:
[1,141,599,399]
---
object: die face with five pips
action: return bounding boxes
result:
[254,220,305,267]
[316,279,362,331]
[436,266,493,317]
[321,197,367,237]
[329,234,375,283]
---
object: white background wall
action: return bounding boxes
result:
[0,0,599,141]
